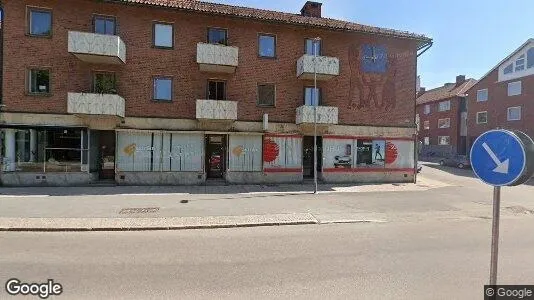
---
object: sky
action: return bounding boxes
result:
[204,0,533,89]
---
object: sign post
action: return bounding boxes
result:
[470,130,534,285]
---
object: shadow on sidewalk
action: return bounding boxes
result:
[423,164,476,179]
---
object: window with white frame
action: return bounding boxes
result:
[424,104,430,114]
[528,48,534,69]
[502,48,534,75]
[438,136,450,145]
[424,137,430,145]
[503,63,513,75]
[438,118,451,129]
[477,89,488,102]
[515,55,525,72]
[476,111,488,124]
[438,100,451,112]
[507,106,521,121]
[508,81,522,96]
[423,120,430,130]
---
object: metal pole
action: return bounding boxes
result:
[313,38,319,194]
[489,186,501,285]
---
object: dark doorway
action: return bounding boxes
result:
[98,131,116,180]
[205,135,226,179]
[303,136,322,178]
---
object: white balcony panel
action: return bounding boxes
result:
[196,100,238,121]
[197,43,239,73]
[296,105,338,125]
[297,55,340,80]
[68,31,126,64]
[68,93,125,117]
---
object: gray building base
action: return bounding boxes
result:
[116,172,206,186]
[225,172,303,184]
[0,172,98,187]
[321,172,414,184]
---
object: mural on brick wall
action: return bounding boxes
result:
[348,44,398,111]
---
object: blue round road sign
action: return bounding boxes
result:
[470,130,531,186]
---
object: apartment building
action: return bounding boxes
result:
[416,75,476,157]
[467,39,534,149]
[0,0,432,186]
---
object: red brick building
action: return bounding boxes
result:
[467,39,534,149]
[0,0,431,186]
[416,75,476,157]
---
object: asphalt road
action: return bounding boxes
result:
[1,217,534,300]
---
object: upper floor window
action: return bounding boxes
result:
[507,106,521,121]
[477,89,488,102]
[153,22,173,49]
[515,55,525,72]
[304,87,321,106]
[257,84,275,107]
[208,28,227,45]
[423,120,430,130]
[424,104,430,114]
[28,7,52,37]
[438,100,451,112]
[207,80,226,100]
[476,111,488,124]
[503,63,513,75]
[438,118,451,129]
[28,69,50,94]
[438,136,450,146]
[94,15,116,35]
[153,76,173,101]
[93,72,116,94]
[305,38,321,55]
[528,48,534,69]
[508,81,522,96]
[258,34,276,58]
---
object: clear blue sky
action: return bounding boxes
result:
[205,0,533,89]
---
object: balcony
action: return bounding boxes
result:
[68,31,126,64]
[297,55,340,80]
[296,105,339,125]
[67,93,125,118]
[196,43,239,73]
[196,100,237,121]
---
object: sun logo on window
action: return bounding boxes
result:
[123,144,136,157]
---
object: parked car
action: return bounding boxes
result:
[438,155,471,169]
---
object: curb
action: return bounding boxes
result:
[0,213,319,232]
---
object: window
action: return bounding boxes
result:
[438,118,451,129]
[93,72,116,94]
[508,81,522,96]
[503,63,513,74]
[305,38,321,55]
[423,120,430,130]
[528,48,534,69]
[153,77,172,101]
[515,55,525,72]
[507,106,521,121]
[258,34,276,58]
[477,89,488,102]
[438,100,451,112]
[476,111,488,124]
[304,87,321,106]
[94,15,116,35]
[28,69,50,94]
[424,104,430,114]
[153,22,173,48]
[207,80,226,100]
[424,137,430,145]
[438,136,450,145]
[257,84,275,106]
[28,8,52,37]
[208,28,227,45]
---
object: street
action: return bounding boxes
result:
[1,164,534,299]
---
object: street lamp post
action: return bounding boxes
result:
[313,37,320,194]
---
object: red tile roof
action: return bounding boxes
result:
[110,0,432,46]
[416,79,477,105]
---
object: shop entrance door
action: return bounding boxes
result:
[205,135,226,179]
[98,131,116,180]
[303,136,322,178]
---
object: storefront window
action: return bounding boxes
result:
[356,140,385,167]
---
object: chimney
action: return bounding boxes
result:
[456,75,466,86]
[301,1,322,18]
[417,87,426,97]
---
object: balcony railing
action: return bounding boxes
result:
[196,100,238,121]
[196,43,239,73]
[296,105,339,125]
[297,55,340,80]
[68,31,126,64]
[67,93,125,117]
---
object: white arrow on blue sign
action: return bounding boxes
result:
[470,130,530,186]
